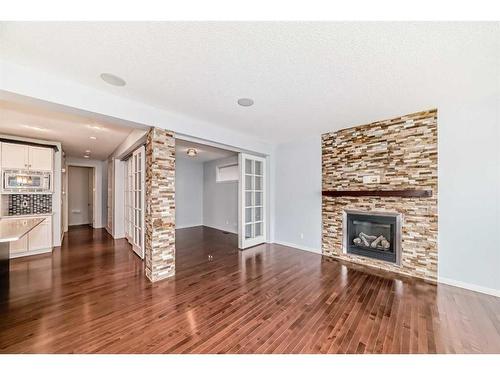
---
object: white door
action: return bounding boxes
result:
[107,159,113,233]
[88,168,94,227]
[239,153,266,249]
[124,147,145,259]
[126,157,134,244]
[28,146,53,171]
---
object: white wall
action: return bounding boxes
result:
[437,95,500,295]
[203,156,239,234]
[65,157,107,229]
[68,166,90,225]
[175,157,204,229]
[274,136,322,253]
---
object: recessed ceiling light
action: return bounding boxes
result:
[237,98,254,107]
[186,148,198,157]
[89,136,97,140]
[100,73,126,87]
[85,150,91,153]
[83,155,90,159]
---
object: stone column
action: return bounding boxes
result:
[144,127,176,282]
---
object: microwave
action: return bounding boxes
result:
[3,169,52,193]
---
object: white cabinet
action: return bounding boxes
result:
[5,216,53,258]
[28,218,52,252]
[28,146,53,171]
[1,143,53,171]
[9,235,28,255]
[1,143,29,169]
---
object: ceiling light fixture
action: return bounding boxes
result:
[100,73,126,87]
[83,155,90,159]
[186,148,198,157]
[89,136,97,140]
[237,98,254,107]
[85,150,91,153]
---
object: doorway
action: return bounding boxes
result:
[67,166,95,227]
[175,139,267,250]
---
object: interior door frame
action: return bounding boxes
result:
[65,165,96,229]
[238,153,267,249]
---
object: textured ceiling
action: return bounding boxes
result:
[0,22,498,143]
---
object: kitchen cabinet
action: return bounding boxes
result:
[9,235,28,255]
[28,217,52,252]
[3,215,53,258]
[1,143,28,169]
[28,146,53,171]
[1,143,53,171]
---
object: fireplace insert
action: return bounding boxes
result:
[342,210,402,265]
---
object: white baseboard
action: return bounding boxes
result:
[176,223,203,230]
[202,224,237,234]
[438,277,500,297]
[273,240,321,255]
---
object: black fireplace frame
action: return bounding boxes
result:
[342,210,402,266]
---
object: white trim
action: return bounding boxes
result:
[202,224,237,234]
[175,223,204,230]
[273,240,322,255]
[438,277,500,298]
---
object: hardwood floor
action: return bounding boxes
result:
[1,225,499,353]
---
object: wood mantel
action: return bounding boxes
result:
[322,189,433,198]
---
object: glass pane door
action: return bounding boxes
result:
[124,146,145,258]
[239,153,266,249]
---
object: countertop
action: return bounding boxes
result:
[0,217,45,243]
[0,213,54,219]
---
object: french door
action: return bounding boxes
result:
[239,153,266,249]
[125,146,145,258]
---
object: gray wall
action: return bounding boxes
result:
[175,157,204,228]
[203,156,238,234]
[68,166,90,226]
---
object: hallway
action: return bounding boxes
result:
[1,226,500,353]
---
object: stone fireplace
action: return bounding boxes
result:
[322,109,438,281]
[343,210,402,265]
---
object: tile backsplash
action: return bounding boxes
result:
[8,194,52,216]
